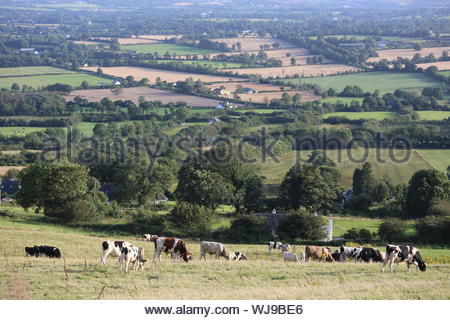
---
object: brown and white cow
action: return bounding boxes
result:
[200,241,227,260]
[304,245,334,262]
[152,236,192,263]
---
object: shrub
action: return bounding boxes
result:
[343,228,373,242]
[378,218,407,242]
[345,193,374,211]
[170,202,212,233]
[276,211,326,240]
[343,228,358,240]
[427,201,450,217]
[225,215,272,242]
[61,198,102,223]
[416,215,450,244]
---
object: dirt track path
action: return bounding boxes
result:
[8,273,30,299]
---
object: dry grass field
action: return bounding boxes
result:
[224,64,363,78]
[238,90,320,103]
[211,37,296,51]
[206,82,288,92]
[0,166,25,175]
[0,213,449,300]
[81,66,243,83]
[416,61,450,71]
[67,87,221,107]
[367,46,450,63]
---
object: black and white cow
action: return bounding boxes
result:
[119,244,146,272]
[268,241,282,253]
[358,247,384,263]
[381,245,426,272]
[339,245,362,262]
[227,252,247,261]
[25,245,61,258]
[100,240,131,265]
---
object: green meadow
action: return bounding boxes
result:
[0,73,109,90]
[416,111,450,120]
[121,43,217,55]
[0,66,73,77]
[148,59,245,69]
[323,111,397,120]
[322,97,364,104]
[285,72,443,93]
[0,127,48,136]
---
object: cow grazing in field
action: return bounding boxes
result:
[25,245,61,258]
[381,245,426,272]
[339,245,362,262]
[281,243,290,252]
[331,249,341,262]
[283,252,300,262]
[268,241,282,253]
[100,240,131,265]
[119,244,146,273]
[153,237,192,263]
[200,241,227,260]
[358,247,384,263]
[226,251,247,261]
[305,245,334,262]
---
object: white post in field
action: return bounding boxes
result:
[327,218,333,242]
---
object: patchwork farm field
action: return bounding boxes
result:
[323,112,397,120]
[0,126,48,136]
[416,61,450,71]
[322,97,364,104]
[0,66,73,77]
[149,59,246,69]
[416,111,450,120]
[211,37,296,51]
[67,87,221,107]
[121,43,217,55]
[367,46,450,63]
[415,149,450,172]
[259,149,436,189]
[0,211,449,300]
[0,72,110,90]
[81,66,243,84]
[224,64,363,78]
[285,71,443,93]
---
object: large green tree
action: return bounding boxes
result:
[352,162,375,195]
[279,164,335,212]
[405,169,449,217]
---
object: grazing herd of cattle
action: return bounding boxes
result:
[24,235,427,274]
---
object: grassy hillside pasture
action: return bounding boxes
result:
[330,216,416,237]
[322,97,364,104]
[0,127,48,136]
[416,111,450,120]
[0,212,448,300]
[0,73,110,90]
[0,66,74,77]
[147,59,245,69]
[323,112,397,120]
[259,149,434,190]
[284,72,443,93]
[121,43,217,55]
[415,149,450,172]
[439,70,450,76]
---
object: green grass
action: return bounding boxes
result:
[75,121,141,136]
[284,72,444,93]
[147,59,245,69]
[0,127,48,136]
[416,111,450,120]
[121,43,217,55]
[237,108,283,114]
[330,216,416,237]
[0,66,73,77]
[163,122,205,135]
[322,97,364,104]
[0,73,110,90]
[0,209,449,299]
[415,149,450,172]
[259,148,435,191]
[438,70,450,77]
[323,111,398,120]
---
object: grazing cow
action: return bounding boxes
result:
[304,245,334,262]
[100,240,131,265]
[200,241,227,260]
[331,249,341,262]
[119,244,146,273]
[339,245,362,262]
[153,237,192,263]
[358,247,384,263]
[283,252,300,262]
[25,245,61,258]
[281,243,290,252]
[226,252,247,261]
[381,245,426,272]
[267,241,282,253]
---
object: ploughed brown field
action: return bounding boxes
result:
[416,61,450,71]
[367,46,450,63]
[222,64,363,78]
[67,87,221,107]
[81,66,244,83]
[211,37,296,51]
